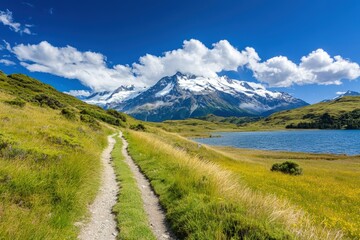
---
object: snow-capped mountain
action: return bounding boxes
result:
[103,72,308,122]
[84,85,142,107]
[335,90,360,99]
[322,90,360,102]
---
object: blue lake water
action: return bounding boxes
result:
[194,130,360,155]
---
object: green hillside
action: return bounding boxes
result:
[248,96,360,130]
[0,71,129,239]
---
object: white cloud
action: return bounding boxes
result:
[12,41,136,91]
[12,39,249,91]
[247,48,360,87]
[0,9,32,35]
[336,91,346,95]
[9,39,360,92]
[132,39,248,86]
[64,90,91,97]
[0,59,15,66]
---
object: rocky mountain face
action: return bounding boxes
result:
[85,72,308,122]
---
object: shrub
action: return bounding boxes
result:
[33,94,65,109]
[130,123,146,131]
[106,109,127,122]
[271,161,303,175]
[61,108,76,120]
[80,109,122,126]
[4,98,26,108]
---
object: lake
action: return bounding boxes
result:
[194,130,360,155]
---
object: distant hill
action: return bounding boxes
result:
[196,114,261,125]
[249,96,360,130]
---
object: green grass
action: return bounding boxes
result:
[0,91,112,239]
[124,129,345,239]
[111,134,156,240]
[212,147,360,239]
[148,118,243,137]
[139,128,358,239]
[0,71,129,128]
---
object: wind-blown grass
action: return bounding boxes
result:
[125,129,343,239]
[212,146,360,239]
[145,128,359,238]
[111,134,156,240]
[0,91,111,239]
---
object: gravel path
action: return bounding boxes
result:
[78,134,118,240]
[119,132,176,240]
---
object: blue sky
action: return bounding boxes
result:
[0,0,359,103]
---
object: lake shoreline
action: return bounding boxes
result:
[193,129,360,156]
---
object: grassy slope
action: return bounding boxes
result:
[125,128,349,239]
[0,90,111,239]
[111,134,156,240]
[0,71,132,239]
[249,96,360,129]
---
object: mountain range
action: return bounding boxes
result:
[84,72,308,122]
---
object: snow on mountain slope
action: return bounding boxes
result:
[109,72,308,121]
[84,85,142,107]
[322,90,360,103]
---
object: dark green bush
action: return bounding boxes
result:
[130,123,146,131]
[61,108,76,120]
[271,161,303,175]
[33,94,65,109]
[4,98,26,108]
[287,110,360,130]
[80,109,122,126]
[106,109,127,122]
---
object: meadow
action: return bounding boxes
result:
[124,128,349,239]
[143,128,360,239]
[212,147,360,238]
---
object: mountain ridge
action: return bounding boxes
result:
[86,72,308,122]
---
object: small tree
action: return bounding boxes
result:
[271,161,302,175]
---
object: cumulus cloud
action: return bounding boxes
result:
[12,39,249,91]
[64,90,91,97]
[336,91,346,95]
[0,59,15,66]
[247,48,360,87]
[12,41,136,91]
[0,9,32,35]
[8,39,360,92]
[133,39,248,86]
